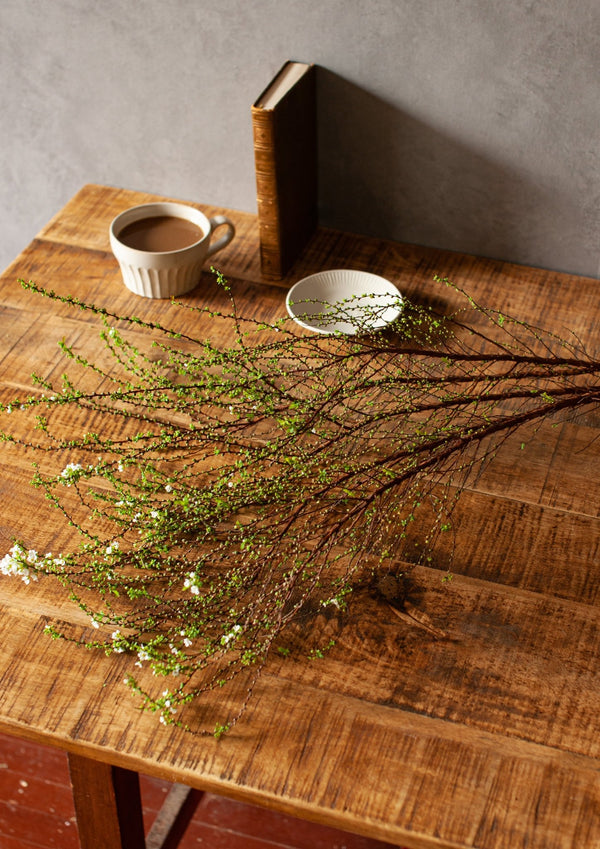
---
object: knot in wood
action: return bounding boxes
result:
[376,574,403,602]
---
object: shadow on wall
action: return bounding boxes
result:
[316,69,578,273]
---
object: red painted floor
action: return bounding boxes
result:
[0,732,401,849]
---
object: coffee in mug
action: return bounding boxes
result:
[109,202,235,298]
[117,215,205,252]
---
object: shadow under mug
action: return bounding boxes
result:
[109,201,236,298]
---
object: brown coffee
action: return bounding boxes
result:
[117,215,204,252]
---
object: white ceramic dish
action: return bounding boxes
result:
[286,269,403,335]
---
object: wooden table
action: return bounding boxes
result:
[0,184,599,849]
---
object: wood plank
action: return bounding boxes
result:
[1,448,598,634]
[411,485,600,603]
[37,183,259,260]
[456,419,600,517]
[541,421,600,513]
[275,566,600,756]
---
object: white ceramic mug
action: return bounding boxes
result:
[109,202,235,298]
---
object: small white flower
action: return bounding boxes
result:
[61,462,83,476]
[165,484,172,493]
[221,624,243,646]
[0,545,40,585]
[183,571,201,594]
[111,630,124,650]
[60,462,84,486]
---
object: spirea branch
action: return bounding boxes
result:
[0,271,598,736]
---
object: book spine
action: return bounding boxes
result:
[251,105,284,280]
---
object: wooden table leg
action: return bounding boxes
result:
[68,752,146,849]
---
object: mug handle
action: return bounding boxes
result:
[206,215,236,258]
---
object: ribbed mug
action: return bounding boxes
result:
[109,202,235,298]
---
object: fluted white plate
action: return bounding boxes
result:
[286,269,403,335]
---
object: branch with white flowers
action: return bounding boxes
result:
[0,272,598,736]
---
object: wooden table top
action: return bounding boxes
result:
[1,184,599,849]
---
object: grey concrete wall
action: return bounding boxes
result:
[1,0,599,278]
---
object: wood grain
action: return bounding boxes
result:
[0,184,599,849]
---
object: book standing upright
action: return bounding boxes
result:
[251,61,317,280]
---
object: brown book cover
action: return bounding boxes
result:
[251,61,317,280]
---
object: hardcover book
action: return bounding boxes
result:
[251,61,317,280]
